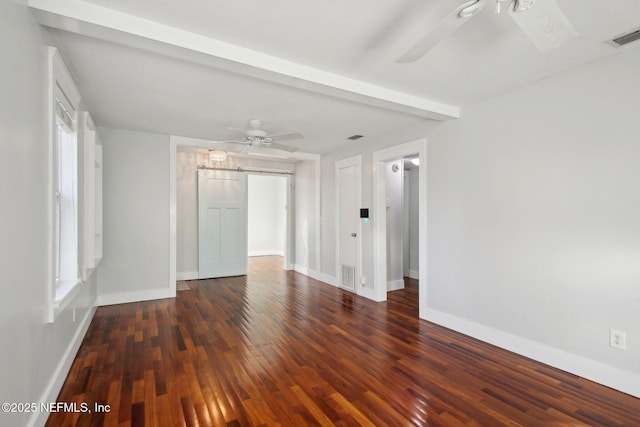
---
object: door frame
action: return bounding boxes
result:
[335,155,362,294]
[170,136,316,294]
[246,172,293,270]
[372,138,427,318]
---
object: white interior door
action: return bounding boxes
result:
[198,169,248,278]
[336,157,361,292]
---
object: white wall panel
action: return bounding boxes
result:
[97,128,171,303]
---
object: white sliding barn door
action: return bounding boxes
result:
[198,169,248,278]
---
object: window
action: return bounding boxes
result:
[53,105,79,289]
[47,47,82,322]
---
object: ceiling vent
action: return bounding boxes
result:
[609,28,640,47]
[347,134,364,140]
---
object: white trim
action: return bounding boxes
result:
[335,155,363,296]
[176,271,199,281]
[249,250,285,257]
[46,46,82,323]
[293,264,338,287]
[285,174,294,270]
[408,269,419,280]
[387,279,405,291]
[372,138,428,315]
[28,305,96,427]
[96,288,175,307]
[29,0,460,121]
[52,279,82,319]
[169,139,177,296]
[318,273,338,287]
[426,309,640,399]
[293,263,315,278]
[314,158,322,282]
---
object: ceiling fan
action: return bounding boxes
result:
[396,0,578,63]
[212,119,302,152]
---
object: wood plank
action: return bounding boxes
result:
[46,256,640,426]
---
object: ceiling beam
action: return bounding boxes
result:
[29,0,460,121]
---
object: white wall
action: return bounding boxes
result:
[0,3,98,426]
[403,166,419,278]
[294,160,317,274]
[97,128,173,305]
[408,167,419,276]
[318,46,640,396]
[385,160,404,289]
[248,174,286,256]
[426,47,640,395]
[176,151,198,278]
[176,151,295,280]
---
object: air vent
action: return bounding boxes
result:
[347,134,364,140]
[340,264,356,290]
[610,28,640,47]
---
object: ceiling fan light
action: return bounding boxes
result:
[209,150,227,161]
[458,0,485,18]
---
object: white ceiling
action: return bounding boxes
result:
[31,0,640,155]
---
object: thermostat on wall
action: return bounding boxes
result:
[360,208,369,218]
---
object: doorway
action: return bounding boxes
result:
[384,157,419,292]
[172,141,298,284]
[372,138,427,318]
[247,174,288,269]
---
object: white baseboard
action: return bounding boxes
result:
[425,309,640,398]
[249,250,285,257]
[318,272,338,287]
[388,279,405,291]
[293,264,315,279]
[29,304,97,427]
[176,271,198,280]
[293,264,338,287]
[96,288,175,306]
[408,269,419,280]
[176,271,198,281]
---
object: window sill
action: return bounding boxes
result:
[53,278,82,314]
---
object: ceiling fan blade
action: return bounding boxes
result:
[226,127,248,135]
[396,0,486,63]
[266,131,304,142]
[508,0,578,52]
[210,139,246,144]
[266,142,299,153]
[245,149,296,160]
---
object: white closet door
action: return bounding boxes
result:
[336,159,361,292]
[198,169,248,279]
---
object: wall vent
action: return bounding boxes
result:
[347,134,364,140]
[610,28,640,47]
[340,264,356,290]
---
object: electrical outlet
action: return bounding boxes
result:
[610,329,626,350]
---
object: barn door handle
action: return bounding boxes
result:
[351,233,357,237]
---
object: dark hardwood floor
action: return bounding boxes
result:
[47,256,640,426]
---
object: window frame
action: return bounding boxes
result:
[46,47,82,323]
